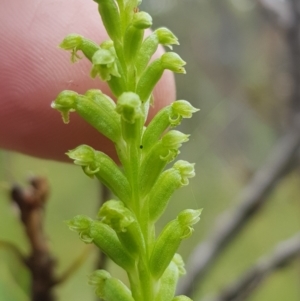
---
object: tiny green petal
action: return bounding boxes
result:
[161,130,190,149]
[60,34,100,62]
[98,200,145,255]
[161,52,186,74]
[89,270,134,301]
[66,144,96,168]
[150,209,201,278]
[170,100,199,126]
[177,209,202,239]
[98,200,135,233]
[92,45,121,81]
[173,160,195,186]
[172,100,199,118]
[155,255,182,301]
[66,215,93,243]
[156,27,179,49]
[67,145,131,203]
[90,221,135,270]
[132,11,152,29]
[172,253,186,276]
[116,92,143,124]
[93,48,115,65]
[51,90,78,123]
[59,34,83,50]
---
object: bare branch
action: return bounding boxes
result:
[11,177,57,301]
[178,125,300,297]
[202,233,300,301]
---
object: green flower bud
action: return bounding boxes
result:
[90,221,135,271]
[98,200,145,255]
[172,253,186,276]
[137,53,186,102]
[156,27,179,49]
[161,130,190,150]
[67,216,135,271]
[148,161,195,222]
[177,209,202,239]
[141,101,198,152]
[135,33,159,76]
[135,28,179,75]
[85,89,116,109]
[149,209,202,279]
[173,160,196,185]
[52,90,121,142]
[161,52,186,74]
[51,90,77,123]
[141,105,172,152]
[120,0,143,32]
[116,92,143,124]
[155,254,185,301]
[172,296,193,301]
[123,12,152,64]
[136,59,164,102]
[67,145,131,204]
[59,34,100,62]
[59,34,83,51]
[170,100,199,126]
[91,46,121,81]
[67,215,93,243]
[94,0,122,43]
[116,92,144,142]
[89,270,134,301]
[132,12,152,29]
[93,48,115,65]
[139,132,189,196]
[67,144,98,174]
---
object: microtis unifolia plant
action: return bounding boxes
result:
[51,1,200,300]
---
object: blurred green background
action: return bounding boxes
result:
[1,0,300,300]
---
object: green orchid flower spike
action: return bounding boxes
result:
[52,0,200,300]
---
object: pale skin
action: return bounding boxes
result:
[0,0,175,162]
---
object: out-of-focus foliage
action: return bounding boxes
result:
[0,1,300,300]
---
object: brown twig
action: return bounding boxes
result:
[201,233,300,301]
[11,176,57,301]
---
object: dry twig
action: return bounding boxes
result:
[11,176,57,301]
